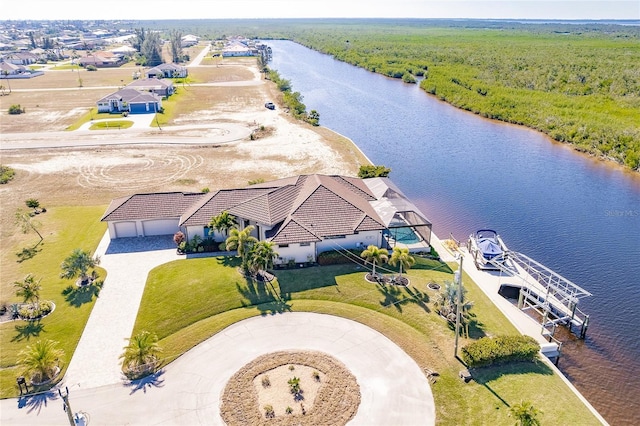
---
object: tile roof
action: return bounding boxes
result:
[101,192,205,222]
[103,175,407,245]
[97,88,162,104]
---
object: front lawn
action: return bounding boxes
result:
[0,206,107,398]
[133,256,600,425]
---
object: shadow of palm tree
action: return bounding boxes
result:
[61,280,103,308]
[124,370,166,395]
[217,256,241,268]
[404,286,431,313]
[17,389,59,414]
[376,283,408,312]
[12,319,45,342]
[237,276,292,315]
[16,246,41,263]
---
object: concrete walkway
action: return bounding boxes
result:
[63,233,182,389]
[1,313,435,426]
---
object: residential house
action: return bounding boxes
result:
[101,174,433,263]
[181,34,199,47]
[5,52,38,65]
[221,40,256,57]
[78,51,124,67]
[0,61,27,76]
[145,63,188,79]
[96,88,163,114]
[125,78,174,98]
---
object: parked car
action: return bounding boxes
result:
[265,102,275,110]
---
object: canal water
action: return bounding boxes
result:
[268,40,640,425]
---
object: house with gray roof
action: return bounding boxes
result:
[101,174,432,263]
[146,63,188,79]
[125,78,174,98]
[96,88,163,114]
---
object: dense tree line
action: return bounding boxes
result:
[123,19,640,170]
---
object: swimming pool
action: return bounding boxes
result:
[384,227,422,244]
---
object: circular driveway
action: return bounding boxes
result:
[1,313,435,425]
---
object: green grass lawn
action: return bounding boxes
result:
[133,256,600,425]
[0,206,107,398]
[89,120,133,130]
[66,108,129,130]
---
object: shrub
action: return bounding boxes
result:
[0,165,16,184]
[173,231,185,246]
[285,406,293,414]
[358,164,391,178]
[18,300,53,320]
[264,404,274,418]
[461,335,540,368]
[261,375,270,387]
[8,104,24,115]
[86,65,97,71]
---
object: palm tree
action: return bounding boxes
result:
[1,70,11,94]
[389,246,415,279]
[225,225,258,270]
[250,241,278,276]
[60,248,100,285]
[209,211,237,238]
[434,281,474,337]
[360,245,389,278]
[14,274,41,310]
[18,339,64,383]
[15,209,43,247]
[510,400,542,426]
[120,331,162,379]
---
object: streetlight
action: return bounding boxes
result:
[454,254,464,358]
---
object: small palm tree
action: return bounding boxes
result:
[250,241,278,276]
[225,225,258,270]
[15,209,43,247]
[120,331,162,379]
[389,246,415,278]
[360,245,389,278]
[209,210,237,238]
[14,274,42,310]
[60,248,100,284]
[434,281,474,337]
[510,400,542,426]
[18,339,64,383]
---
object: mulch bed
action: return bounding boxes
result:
[364,273,409,286]
[220,350,360,426]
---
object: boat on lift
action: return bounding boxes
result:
[468,229,509,270]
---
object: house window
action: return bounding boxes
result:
[204,226,212,237]
[300,242,311,247]
[325,235,346,239]
[278,244,289,248]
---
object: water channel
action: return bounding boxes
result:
[268,40,640,425]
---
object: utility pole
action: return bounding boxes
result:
[454,254,464,358]
[58,386,75,426]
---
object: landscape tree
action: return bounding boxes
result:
[434,281,474,336]
[225,225,258,271]
[25,198,41,213]
[2,70,12,95]
[358,165,391,178]
[510,400,542,426]
[14,274,42,310]
[15,209,43,247]
[60,248,100,285]
[360,245,389,278]
[18,339,65,383]
[120,331,162,379]
[142,31,163,67]
[132,27,146,53]
[168,29,183,63]
[389,246,415,279]
[250,241,278,276]
[209,211,237,238]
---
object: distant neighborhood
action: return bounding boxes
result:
[0,20,273,114]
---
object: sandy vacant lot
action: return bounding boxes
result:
[0,54,369,289]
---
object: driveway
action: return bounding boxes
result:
[1,313,435,425]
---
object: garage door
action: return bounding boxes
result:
[142,219,179,236]
[114,221,137,238]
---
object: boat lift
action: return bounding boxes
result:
[484,248,592,341]
[466,230,591,340]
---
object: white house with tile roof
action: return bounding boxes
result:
[101,175,432,262]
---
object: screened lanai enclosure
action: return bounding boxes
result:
[363,178,432,252]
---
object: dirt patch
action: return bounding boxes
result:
[221,350,360,426]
